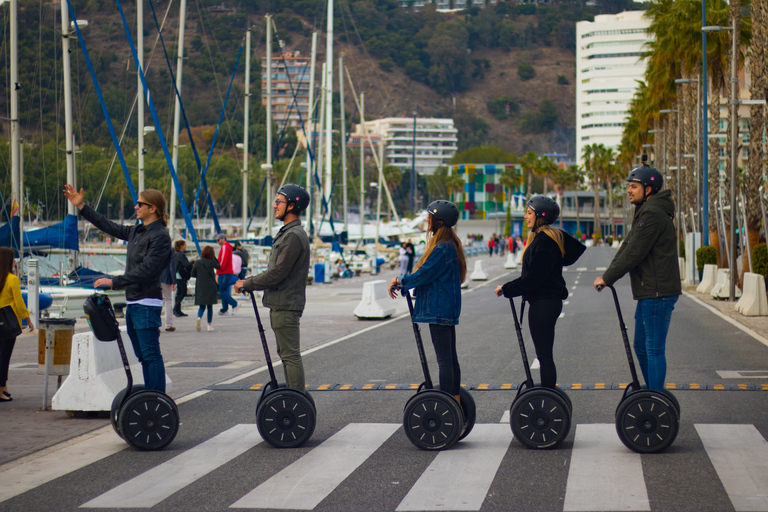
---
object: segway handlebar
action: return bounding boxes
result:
[508,297,535,388]
[248,291,279,388]
[597,284,641,389]
[402,288,434,390]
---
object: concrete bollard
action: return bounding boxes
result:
[353,280,397,319]
[504,252,518,269]
[735,272,768,316]
[678,257,686,281]
[52,327,173,412]
[710,268,741,299]
[470,260,488,281]
[696,264,718,294]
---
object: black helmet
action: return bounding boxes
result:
[277,184,310,213]
[627,163,663,194]
[527,195,559,224]
[427,200,459,228]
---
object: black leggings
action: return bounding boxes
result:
[527,299,562,389]
[428,324,461,396]
[0,336,17,386]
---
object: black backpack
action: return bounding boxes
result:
[83,293,120,342]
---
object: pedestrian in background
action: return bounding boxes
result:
[235,185,311,392]
[405,239,415,274]
[173,240,193,317]
[399,242,409,275]
[64,185,172,393]
[495,196,585,389]
[388,200,467,407]
[0,248,34,402]
[594,162,680,391]
[192,245,220,332]
[488,236,495,257]
[160,247,176,332]
[216,234,238,315]
[233,242,249,279]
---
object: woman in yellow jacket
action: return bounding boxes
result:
[0,247,34,402]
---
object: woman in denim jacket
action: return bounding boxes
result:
[389,200,467,406]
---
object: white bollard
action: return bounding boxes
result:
[470,260,488,281]
[710,268,741,299]
[353,280,397,319]
[684,232,701,286]
[696,264,718,295]
[52,327,173,412]
[504,252,518,269]
[735,272,768,316]
[678,257,686,282]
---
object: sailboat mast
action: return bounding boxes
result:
[265,14,273,238]
[61,0,75,216]
[137,0,145,192]
[170,0,187,240]
[316,63,325,222]
[324,0,333,216]
[242,28,251,238]
[306,31,317,227]
[339,54,347,236]
[359,92,364,237]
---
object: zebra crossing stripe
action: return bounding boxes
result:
[231,423,399,509]
[695,424,768,511]
[0,428,125,504]
[396,424,512,511]
[563,424,650,511]
[81,425,263,508]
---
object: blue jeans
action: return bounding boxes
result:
[218,274,238,312]
[633,296,678,391]
[125,304,166,393]
[197,304,213,323]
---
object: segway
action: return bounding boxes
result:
[599,284,680,453]
[507,297,572,449]
[247,291,316,448]
[83,293,179,451]
[401,288,476,451]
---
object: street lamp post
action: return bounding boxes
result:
[675,77,701,233]
[648,129,665,170]
[660,109,681,253]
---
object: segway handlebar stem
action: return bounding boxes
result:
[598,284,641,389]
[508,298,535,387]
[248,291,279,388]
[403,289,434,390]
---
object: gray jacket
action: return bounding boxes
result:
[602,190,681,300]
[242,220,309,311]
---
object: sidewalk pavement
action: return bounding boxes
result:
[2,254,766,467]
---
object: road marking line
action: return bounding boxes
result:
[695,424,768,511]
[81,424,262,508]
[682,290,768,348]
[531,358,541,370]
[231,423,399,509]
[0,428,125,504]
[395,424,512,511]
[564,424,650,511]
[500,410,510,423]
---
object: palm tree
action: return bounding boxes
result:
[554,164,584,235]
[520,152,540,200]
[582,143,605,240]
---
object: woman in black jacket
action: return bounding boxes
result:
[63,185,172,393]
[192,245,220,332]
[494,196,585,389]
[173,240,193,317]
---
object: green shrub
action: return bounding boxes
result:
[378,58,394,72]
[557,74,569,85]
[517,62,535,81]
[696,245,717,274]
[752,243,768,278]
[575,230,583,240]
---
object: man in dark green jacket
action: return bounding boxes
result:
[235,185,311,392]
[594,163,681,391]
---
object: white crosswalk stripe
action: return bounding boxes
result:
[81,424,263,508]
[695,424,768,512]
[564,424,649,511]
[396,424,512,511]
[230,422,399,509]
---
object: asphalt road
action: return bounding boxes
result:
[2,246,768,512]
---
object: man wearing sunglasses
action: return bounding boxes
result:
[234,185,310,392]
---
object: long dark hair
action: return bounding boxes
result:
[0,247,15,293]
[413,215,467,282]
[201,246,215,259]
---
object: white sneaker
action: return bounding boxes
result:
[231,305,239,315]
[196,318,201,332]
[207,324,214,332]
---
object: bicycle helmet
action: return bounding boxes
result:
[527,195,559,225]
[627,163,663,194]
[277,184,311,214]
[427,200,460,228]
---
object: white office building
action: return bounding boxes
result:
[360,117,458,175]
[575,11,652,165]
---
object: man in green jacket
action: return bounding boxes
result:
[594,162,681,391]
[234,185,311,392]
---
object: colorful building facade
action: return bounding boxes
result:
[449,164,522,220]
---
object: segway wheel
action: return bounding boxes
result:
[119,391,179,451]
[256,389,316,448]
[403,391,463,451]
[110,384,145,440]
[554,385,573,412]
[510,389,571,449]
[615,390,679,454]
[457,387,476,441]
